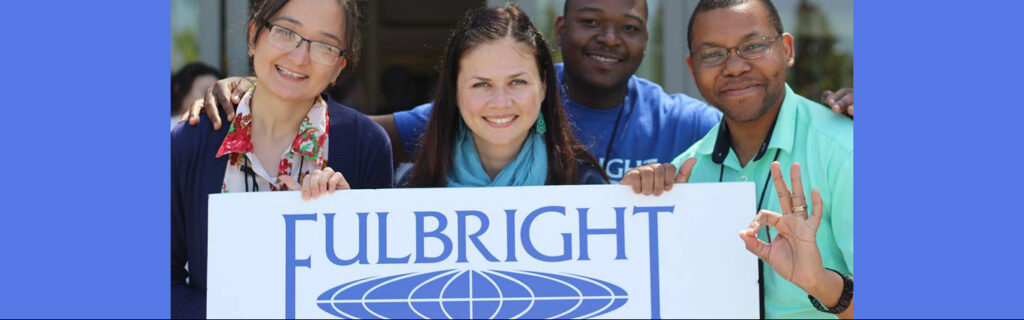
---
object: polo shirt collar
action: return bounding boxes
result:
[698,84,799,163]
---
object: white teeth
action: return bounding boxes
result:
[588,54,618,63]
[486,116,515,124]
[276,65,308,79]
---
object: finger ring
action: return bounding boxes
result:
[792,204,807,213]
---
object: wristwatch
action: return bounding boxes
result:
[809,268,853,314]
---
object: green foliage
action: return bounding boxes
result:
[788,1,853,100]
[173,30,200,68]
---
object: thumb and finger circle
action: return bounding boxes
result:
[740,226,771,260]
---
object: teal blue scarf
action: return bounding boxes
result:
[447,130,548,187]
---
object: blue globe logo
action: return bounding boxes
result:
[316,269,628,319]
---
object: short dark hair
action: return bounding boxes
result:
[563,0,649,19]
[171,62,223,114]
[407,3,607,187]
[248,0,363,81]
[686,0,783,51]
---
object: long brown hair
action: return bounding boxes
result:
[407,4,607,187]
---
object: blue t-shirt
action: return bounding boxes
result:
[394,63,722,182]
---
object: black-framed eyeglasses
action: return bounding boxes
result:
[264,23,346,65]
[693,34,783,67]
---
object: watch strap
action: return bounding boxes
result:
[808,268,853,314]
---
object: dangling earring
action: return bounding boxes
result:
[535,113,547,135]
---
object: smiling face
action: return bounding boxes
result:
[686,1,793,123]
[556,0,648,90]
[456,38,546,155]
[249,0,348,102]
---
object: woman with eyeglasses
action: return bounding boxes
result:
[170,0,392,318]
[404,4,608,188]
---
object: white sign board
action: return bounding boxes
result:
[207,183,758,319]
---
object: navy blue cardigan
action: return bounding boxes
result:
[170,101,393,319]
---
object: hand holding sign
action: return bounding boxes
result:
[206,183,761,318]
[738,161,826,292]
[619,158,697,195]
[279,166,350,200]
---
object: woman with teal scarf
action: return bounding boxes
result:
[406,4,607,187]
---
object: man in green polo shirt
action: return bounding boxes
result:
[620,0,853,318]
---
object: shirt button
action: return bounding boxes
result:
[740,175,749,181]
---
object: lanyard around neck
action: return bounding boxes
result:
[718,149,781,213]
[241,156,304,192]
[718,148,780,320]
[561,77,631,171]
[602,104,627,171]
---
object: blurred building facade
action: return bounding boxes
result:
[171,0,852,115]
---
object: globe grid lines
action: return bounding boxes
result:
[316,269,629,319]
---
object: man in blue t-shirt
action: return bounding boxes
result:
[187,0,852,183]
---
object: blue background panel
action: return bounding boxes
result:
[0,1,167,318]
[856,0,1024,318]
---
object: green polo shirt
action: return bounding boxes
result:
[671,84,853,319]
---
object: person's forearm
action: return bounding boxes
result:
[806,269,853,319]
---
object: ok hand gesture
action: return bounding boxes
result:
[739,161,827,292]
